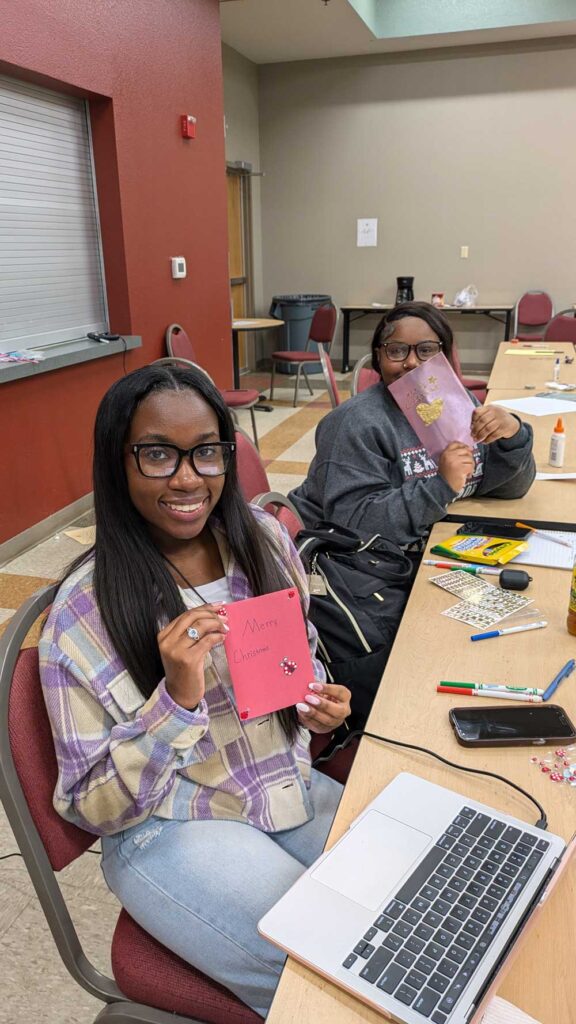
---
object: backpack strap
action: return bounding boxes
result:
[296,522,363,561]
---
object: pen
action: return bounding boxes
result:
[439,681,545,695]
[542,658,576,702]
[423,561,501,575]
[437,686,542,703]
[470,620,548,641]
[515,522,573,549]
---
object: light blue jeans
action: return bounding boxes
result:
[101,769,342,1018]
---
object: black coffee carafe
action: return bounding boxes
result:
[395,276,414,304]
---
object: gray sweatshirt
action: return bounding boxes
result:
[289,383,535,547]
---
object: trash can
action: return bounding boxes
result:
[269,293,332,374]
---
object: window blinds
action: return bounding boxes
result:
[0,74,108,353]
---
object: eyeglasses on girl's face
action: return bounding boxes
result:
[379,340,442,363]
[129,441,236,478]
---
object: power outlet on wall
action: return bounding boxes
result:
[460,245,469,258]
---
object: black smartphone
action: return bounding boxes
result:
[456,521,530,540]
[449,704,576,747]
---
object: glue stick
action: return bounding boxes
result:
[553,358,561,383]
[549,417,566,468]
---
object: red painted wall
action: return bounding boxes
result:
[0,0,232,545]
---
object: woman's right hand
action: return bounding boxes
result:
[438,441,475,493]
[157,606,229,710]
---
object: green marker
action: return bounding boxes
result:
[439,681,544,696]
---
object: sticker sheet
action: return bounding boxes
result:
[431,571,533,627]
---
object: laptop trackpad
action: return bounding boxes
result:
[311,810,432,911]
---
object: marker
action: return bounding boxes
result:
[423,561,501,575]
[439,681,545,696]
[437,686,542,703]
[470,620,548,641]
[515,522,573,549]
[542,659,576,702]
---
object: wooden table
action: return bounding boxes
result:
[450,389,576,528]
[268,520,576,1024]
[340,304,515,374]
[488,341,576,391]
[231,318,284,388]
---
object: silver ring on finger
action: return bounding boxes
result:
[186,626,200,642]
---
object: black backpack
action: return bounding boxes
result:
[297,522,416,731]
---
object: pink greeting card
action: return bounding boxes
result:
[223,588,314,721]
[388,351,476,462]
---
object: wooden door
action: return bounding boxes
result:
[226,168,253,372]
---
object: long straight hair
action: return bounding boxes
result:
[69,364,300,739]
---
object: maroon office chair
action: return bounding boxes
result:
[350,354,380,396]
[513,291,554,341]
[318,345,342,408]
[450,341,487,405]
[0,585,260,1024]
[542,309,576,343]
[269,304,338,406]
[234,428,270,502]
[166,324,261,448]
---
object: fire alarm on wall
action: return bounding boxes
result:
[171,257,187,279]
[180,115,196,139]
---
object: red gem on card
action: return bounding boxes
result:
[216,607,227,617]
[280,657,297,676]
[240,711,249,720]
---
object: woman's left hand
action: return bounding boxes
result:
[471,405,520,444]
[296,682,351,734]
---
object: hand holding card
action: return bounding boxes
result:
[223,588,314,720]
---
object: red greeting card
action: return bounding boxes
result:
[223,588,314,720]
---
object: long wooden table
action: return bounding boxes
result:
[488,341,576,391]
[268,520,576,1024]
[451,388,576,528]
[340,304,515,373]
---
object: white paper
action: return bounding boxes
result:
[357,218,378,247]
[492,396,576,417]
[535,472,576,480]
[512,531,576,570]
[481,995,542,1024]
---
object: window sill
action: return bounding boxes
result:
[0,335,142,384]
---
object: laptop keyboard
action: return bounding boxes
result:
[343,807,550,1022]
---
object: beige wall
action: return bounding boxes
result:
[222,44,264,319]
[258,41,576,371]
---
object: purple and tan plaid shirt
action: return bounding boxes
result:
[39,508,324,837]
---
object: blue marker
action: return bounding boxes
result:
[470,620,548,642]
[542,659,576,702]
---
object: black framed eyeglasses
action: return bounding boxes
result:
[129,441,236,478]
[379,340,442,363]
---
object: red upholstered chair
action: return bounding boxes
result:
[269,304,337,406]
[318,344,341,408]
[166,324,261,449]
[450,341,487,405]
[350,354,380,396]
[234,428,270,502]
[0,585,260,1024]
[513,291,554,341]
[542,309,576,343]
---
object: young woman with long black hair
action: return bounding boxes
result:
[291,301,535,549]
[39,363,350,1017]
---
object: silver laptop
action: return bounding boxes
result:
[259,773,568,1024]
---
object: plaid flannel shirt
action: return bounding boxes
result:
[39,508,324,837]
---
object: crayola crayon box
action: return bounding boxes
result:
[430,534,527,566]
